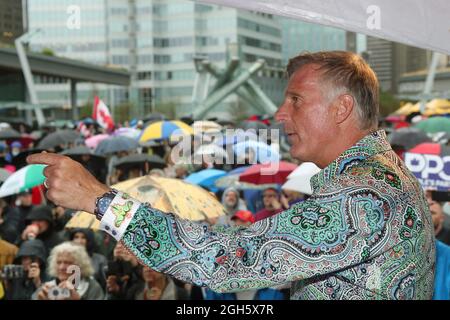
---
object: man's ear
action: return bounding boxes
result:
[334,94,355,124]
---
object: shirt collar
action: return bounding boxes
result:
[310,130,392,192]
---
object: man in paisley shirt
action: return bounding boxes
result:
[28,51,435,300]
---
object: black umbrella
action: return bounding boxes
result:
[0,128,21,140]
[60,145,105,161]
[11,148,45,170]
[60,145,107,183]
[114,153,166,170]
[143,113,168,126]
[95,136,139,155]
[388,127,432,150]
[37,130,82,150]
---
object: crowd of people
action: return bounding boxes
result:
[0,108,449,300]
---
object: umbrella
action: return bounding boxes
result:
[233,140,280,163]
[239,120,269,131]
[282,162,321,195]
[85,134,109,149]
[11,148,45,170]
[214,131,258,146]
[407,143,450,156]
[139,121,193,144]
[388,127,432,150]
[143,113,168,125]
[239,161,297,185]
[194,144,229,161]
[0,128,21,140]
[113,153,166,170]
[60,145,106,164]
[113,127,142,140]
[192,121,223,134]
[214,166,277,190]
[95,136,139,155]
[393,102,419,116]
[0,164,46,198]
[66,175,227,229]
[423,99,450,117]
[184,169,227,190]
[414,117,450,134]
[0,168,11,183]
[37,130,81,149]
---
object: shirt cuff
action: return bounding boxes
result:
[99,191,141,241]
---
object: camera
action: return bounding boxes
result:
[47,286,71,300]
[1,265,25,280]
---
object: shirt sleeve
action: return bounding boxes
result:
[100,185,398,293]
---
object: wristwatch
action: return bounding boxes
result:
[94,188,119,221]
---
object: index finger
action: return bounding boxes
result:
[27,152,65,166]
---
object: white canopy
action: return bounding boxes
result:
[201,0,450,55]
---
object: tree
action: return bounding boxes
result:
[154,101,178,119]
[114,102,134,123]
[379,90,400,116]
[41,48,55,56]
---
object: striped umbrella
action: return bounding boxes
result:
[0,164,46,197]
[139,121,193,144]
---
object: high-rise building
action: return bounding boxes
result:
[366,37,430,93]
[0,0,26,45]
[27,0,285,120]
[278,17,366,65]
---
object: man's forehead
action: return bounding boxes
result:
[286,64,323,91]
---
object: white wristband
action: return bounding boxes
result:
[99,191,140,241]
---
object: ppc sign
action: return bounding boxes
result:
[404,153,450,191]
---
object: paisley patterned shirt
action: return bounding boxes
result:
[100,130,435,300]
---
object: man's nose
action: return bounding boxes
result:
[275,102,289,123]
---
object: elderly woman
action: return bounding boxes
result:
[32,241,104,300]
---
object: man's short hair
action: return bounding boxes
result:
[287,51,379,130]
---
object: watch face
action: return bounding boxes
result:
[97,190,118,217]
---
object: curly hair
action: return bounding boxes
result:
[47,241,94,279]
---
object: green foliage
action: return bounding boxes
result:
[114,102,134,123]
[379,90,400,116]
[41,48,55,56]
[154,101,178,119]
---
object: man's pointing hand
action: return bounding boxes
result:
[27,152,110,214]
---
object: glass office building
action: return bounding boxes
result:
[28,0,285,119]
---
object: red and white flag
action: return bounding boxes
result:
[93,96,115,132]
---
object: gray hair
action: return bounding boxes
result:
[287,51,379,130]
[47,241,94,279]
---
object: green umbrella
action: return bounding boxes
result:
[0,164,46,197]
[414,117,450,134]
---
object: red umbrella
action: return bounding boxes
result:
[408,143,450,156]
[239,161,297,185]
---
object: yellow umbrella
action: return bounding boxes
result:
[139,120,193,144]
[423,99,450,116]
[394,102,419,116]
[66,175,226,229]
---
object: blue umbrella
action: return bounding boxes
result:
[233,140,280,163]
[214,131,258,146]
[185,169,227,192]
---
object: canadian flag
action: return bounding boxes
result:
[93,96,115,132]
